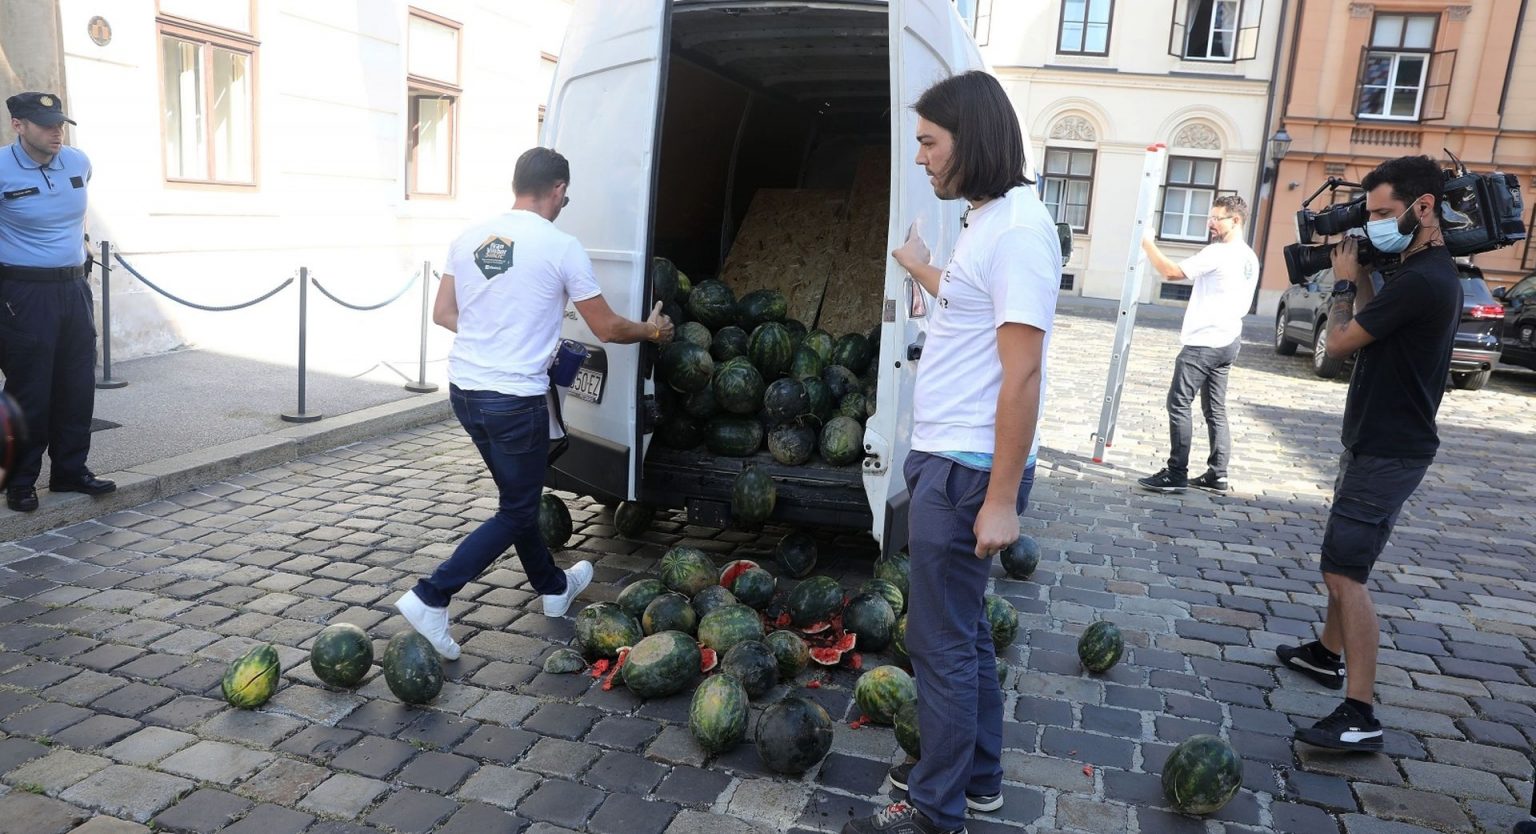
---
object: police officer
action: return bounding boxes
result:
[0,92,114,513]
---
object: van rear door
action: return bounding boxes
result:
[543,0,669,502]
[865,0,988,549]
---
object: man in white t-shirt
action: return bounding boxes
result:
[394,147,674,661]
[843,71,1059,834]
[1137,195,1259,495]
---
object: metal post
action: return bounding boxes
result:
[96,240,128,389]
[405,259,438,393]
[281,267,322,423]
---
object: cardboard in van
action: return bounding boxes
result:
[720,188,847,328]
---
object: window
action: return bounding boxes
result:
[1040,149,1095,231]
[1160,157,1219,241]
[407,10,461,198]
[1058,0,1113,55]
[1357,14,1436,120]
[158,21,256,184]
[1183,0,1239,60]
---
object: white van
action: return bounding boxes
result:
[541,0,996,557]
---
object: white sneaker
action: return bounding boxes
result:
[394,590,461,660]
[543,561,593,618]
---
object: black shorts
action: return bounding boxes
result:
[1320,450,1430,583]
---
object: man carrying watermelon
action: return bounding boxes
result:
[395,147,674,660]
[844,71,1059,834]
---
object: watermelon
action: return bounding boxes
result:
[1078,621,1125,674]
[690,673,750,753]
[837,392,868,424]
[712,358,766,415]
[803,330,835,361]
[873,549,911,601]
[775,531,818,579]
[656,414,705,449]
[643,592,698,636]
[891,614,909,667]
[661,546,717,597]
[819,416,864,466]
[802,376,834,423]
[831,333,874,375]
[622,630,702,699]
[756,696,834,775]
[676,269,693,301]
[738,289,788,331]
[705,416,764,457]
[859,578,904,616]
[691,585,738,619]
[765,629,810,678]
[659,342,715,393]
[652,257,680,303]
[854,665,917,725]
[788,576,844,628]
[222,644,281,709]
[309,624,373,689]
[710,326,750,363]
[748,323,794,379]
[729,567,776,610]
[542,647,586,674]
[697,604,765,654]
[1001,534,1041,580]
[789,346,826,381]
[617,578,667,622]
[822,365,860,400]
[893,698,921,758]
[613,502,655,539]
[809,631,858,666]
[538,494,573,551]
[1162,735,1243,815]
[661,299,687,329]
[700,646,719,673]
[574,602,643,660]
[842,593,896,652]
[732,465,777,527]
[687,279,738,330]
[768,421,817,466]
[721,639,780,698]
[677,321,713,350]
[762,378,810,425]
[783,318,807,346]
[382,631,443,705]
[682,387,718,420]
[985,595,1019,652]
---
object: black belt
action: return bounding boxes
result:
[0,264,88,282]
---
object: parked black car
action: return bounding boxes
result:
[1493,272,1536,371]
[1274,263,1505,390]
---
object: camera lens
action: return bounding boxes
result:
[1310,197,1368,236]
[1283,243,1335,284]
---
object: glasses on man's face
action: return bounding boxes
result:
[1209,214,1234,224]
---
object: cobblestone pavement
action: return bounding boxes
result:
[0,297,1532,834]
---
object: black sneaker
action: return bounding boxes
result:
[841,801,965,834]
[888,763,1003,813]
[1190,471,1230,494]
[1136,469,1187,493]
[1294,700,1383,752]
[1276,642,1344,690]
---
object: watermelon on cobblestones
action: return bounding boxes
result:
[749,323,794,379]
[1162,735,1243,815]
[809,630,857,667]
[622,630,701,699]
[711,326,750,363]
[765,629,810,678]
[659,342,715,394]
[891,614,909,668]
[721,640,780,698]
[617,579,667,622]
[874,549,911,602]
[223,644,281,709]
[697,604,765,654]
[575,602,643,660]
[691,674,750,753]
[732,465,777,527]
[687,280,738,330]
[692,585,738,619]
[706,417,764,457]
[894,698,921,759]
[661,547,717,597]
[643,593,697,636]
[819,416,864,466]
[859,579,904,616]
[1078,621,1125,674]
[613,502,655,539]
[842,593,896,653]
[768,422,817,466]
[538,494,573,551]
[721,560,777,610]
[788,576,845,629]
[382,632,443,705]
[542,647,586,674]
[775,532,818,579]
[738,289,788,331]
[985,595,1020,652]
[1002,535,1041,580]
[756,696,834,774]
[310,624,373,689]
[854,665,917,725]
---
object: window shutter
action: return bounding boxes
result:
[1235,0,1264,62]
[1352,45,1370,115]
[1420,48,1457,122]
[1168,0,1189,58]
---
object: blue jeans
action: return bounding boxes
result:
[903,451,1035,832]
[413,385,567,606]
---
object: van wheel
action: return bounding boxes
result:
[1451,369,1491,390]
[1312,320,1345,379]
[1274,309,1298,356]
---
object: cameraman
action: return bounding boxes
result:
[1276,155,1461,751]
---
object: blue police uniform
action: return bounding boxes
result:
[1,92,112,509]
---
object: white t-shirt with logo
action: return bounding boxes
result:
[445,210,602,396]
[911,186,1062,459]
[1177,239,1259,347]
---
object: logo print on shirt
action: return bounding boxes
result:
[939,296,949,308]
[474,236,515,280]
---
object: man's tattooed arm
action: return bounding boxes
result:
[1329,274,1375,342]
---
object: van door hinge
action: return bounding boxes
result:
[862,428,891,473]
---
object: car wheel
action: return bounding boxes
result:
[1274,309,1298,356]
[1312,319,1345,379]
[1451,369,1491,390]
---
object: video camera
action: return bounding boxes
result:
[1283,151,1526,284]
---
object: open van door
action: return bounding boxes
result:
[542,0,669,502]
[865,0,988,551]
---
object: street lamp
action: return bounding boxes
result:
[1263,126,1292,183]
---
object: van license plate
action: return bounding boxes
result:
[568,367,604,404]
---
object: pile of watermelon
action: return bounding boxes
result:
[651,258,878,476]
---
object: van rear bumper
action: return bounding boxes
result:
[641,446,871,529]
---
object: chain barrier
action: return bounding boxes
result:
[111,252,294,312]
[311,269,421,312]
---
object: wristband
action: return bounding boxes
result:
[649,323,660,342]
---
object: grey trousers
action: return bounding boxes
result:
[1166,339,1241,479]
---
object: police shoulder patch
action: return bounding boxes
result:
[474,236,515,280]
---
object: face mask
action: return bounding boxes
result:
[1365,204,1419,253]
